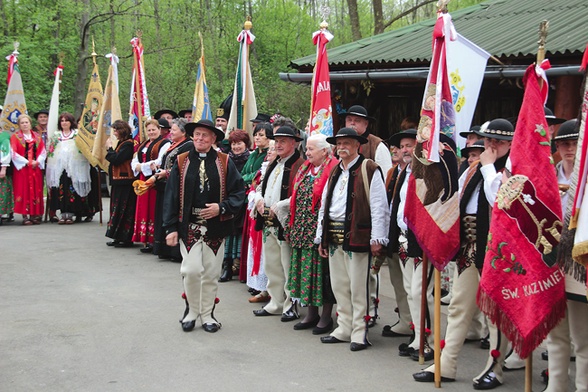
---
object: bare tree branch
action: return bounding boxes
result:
[382,0,437,30]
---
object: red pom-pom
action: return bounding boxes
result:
[425,328,431,335]
[491,350,500,359]
[336,312,339,317]
[364,315,372,322]
[374,298,380,305]
[181,292,186,299]
[440,340,446,350]
[215,297,220,304]
[409,322,415,330]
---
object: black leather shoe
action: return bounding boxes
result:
[253,308,275,317]
[541,350,548,361]
[140,245,153,254]
[382,324,412,337]
[202,323,219,333]
[367,317,377,328]
[106,240,120,247]
[114,241,133,248]
[473,372,502,390]
[350,342,368,351]
[411,348,434,362]
[480,336,490,350]
[281,310,300,322]
[320,335,345,344]
[413,371,455,383]
[293,317,320,330]
[312,319,334,335]
[399,342,415,357]
[181,320,196,332]
[219,258,233,282]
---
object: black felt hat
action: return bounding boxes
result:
[388,129,417,148]
[269,126,303,142]
[178,109,192,118]
[459,125,481,138]
[326,127,368,145]
[158,118,171,129]
[216,94,233,120]
[544,107,566,125]
[338,105,376,122]
[250,113,271,123]
[185,119,225,141]
[474,119,514,141]
[553,119,579,141]
[34,109,49,119]
[461,140,485,157]
[153,109,178,120]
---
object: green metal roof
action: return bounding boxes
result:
[290,0,588,69]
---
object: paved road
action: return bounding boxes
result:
[1,201,569,391]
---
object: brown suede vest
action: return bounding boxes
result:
[111,140,135,181]
[359,134,382,161]
[321,156,379,252]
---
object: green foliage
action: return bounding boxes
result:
[0,0,486,127]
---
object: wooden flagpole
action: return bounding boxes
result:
[523,19,548,392]
[242,17,252,131]
[419,254,428,364]
[134,31,145,144]
[90,39,103,226]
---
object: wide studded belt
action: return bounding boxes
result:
[328,221,345,245]
[262,207,280,227]
[462,214,476,243]
[190,207,207,226]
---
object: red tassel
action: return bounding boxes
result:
[440,340,446,350]
[364,315,372,322]
[491,350,500,359]
[215,297,220,304]
[181,292,186,299]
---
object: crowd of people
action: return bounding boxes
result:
[0,102,585,391]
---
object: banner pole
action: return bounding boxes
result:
[434,268,442,388]
[419,253,428,364]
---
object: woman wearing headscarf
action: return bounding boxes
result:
[105,120,136,247]
[46,113,94,224]
[131,119,171,253]
[10,114,46,225]
[287,133,338,333]
[152,118,192,261]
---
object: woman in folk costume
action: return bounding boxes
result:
[10,114,46,225]
[131,119,171,253]
[151,118,192,261]
[219,129,251,282]
[45,113,93,224]
[105,120,137,247]
[237,122,272,283]
[287,133,338,334]
[0,131,14,224]
[246,140,276,302]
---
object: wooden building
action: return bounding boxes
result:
[281,0,587,140]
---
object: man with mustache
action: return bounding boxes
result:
[316,128,389,351]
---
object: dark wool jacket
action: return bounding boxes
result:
[163,148,245,241]
[386,164,422,258]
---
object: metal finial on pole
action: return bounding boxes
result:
[112,46,117,55]
[91,37,97,65]
[13,41,20,55]
[244,16,253,30]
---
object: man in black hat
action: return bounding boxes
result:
[252,126,304,320]
[158,118,172,140]
[386,128,437,361]
[178,109,192,122]
[414,118,514,389]
[315,127,389,351]
[34,109,49,145]
[153,109,178,123]
[341,105,392,325]
[340,105,392,175]
[543,118,588,392]
[163,119,245,333]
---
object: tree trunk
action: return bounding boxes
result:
[346,0,362,41]
[73,0,90,119]
[373,0,384,35]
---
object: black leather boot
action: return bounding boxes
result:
[219,258,233,282]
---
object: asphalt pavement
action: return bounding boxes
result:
[0,199,571,391]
